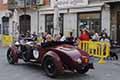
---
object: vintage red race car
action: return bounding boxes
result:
[7,39,94,77]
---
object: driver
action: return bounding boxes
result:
[41,34,54,47]
[45,34,53,42]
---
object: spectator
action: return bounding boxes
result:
[66,32,74,42]
[31,32,37,41]
[45,34,53,42]
[79,29,90,41]
[99,33,110,43]
[54,33,61,41]
[18,33,25,45]
[25,31,31,38]
[100,29,107,37]
[92,30,99,41]
[18,33,25,41]
[60,33,66,41]
[74,37,80,46]
[99,31,118,60]
[42,32,48,42]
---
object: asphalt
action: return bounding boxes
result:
[0,48,120,80]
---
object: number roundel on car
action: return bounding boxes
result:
[33,50,39,59]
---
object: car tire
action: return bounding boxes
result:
[7,48,18,64]
[43,56,58,77]
[77,66,89,74]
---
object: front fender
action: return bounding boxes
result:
[7,46,19,61]
[41,51,64,74]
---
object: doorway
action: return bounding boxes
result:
[117,12,120,44]
[19,15,31,34]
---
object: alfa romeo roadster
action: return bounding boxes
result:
[7,39,94,77]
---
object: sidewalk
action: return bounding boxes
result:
[106,47,120,65]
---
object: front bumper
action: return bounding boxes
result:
[75,63,94,70]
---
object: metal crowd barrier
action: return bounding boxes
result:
[78,41,110,64]
[1,35,13,47]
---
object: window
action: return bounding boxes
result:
[45,14,64,35]
[59,14,64,34]
[45,14,53,34]
[2,17,9,35]
[78,13,101,36]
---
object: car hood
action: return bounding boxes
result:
[55,45,81,60]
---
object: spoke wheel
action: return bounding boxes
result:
[7,49,18,64]
[43,57,57,77]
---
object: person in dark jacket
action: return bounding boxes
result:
[31,32,37,41]
[66,32,74,42]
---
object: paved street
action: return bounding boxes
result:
[0,48,120,80]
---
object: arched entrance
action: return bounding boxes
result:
[19,15,31,34]
[2,16,9,35]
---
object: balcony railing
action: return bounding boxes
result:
[8,0,44,10]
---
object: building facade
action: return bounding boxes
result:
[6,0,120,43]
[0,0,10,40]
[39,0,110,37]
[8,0,42,36]
[39,0,120,43]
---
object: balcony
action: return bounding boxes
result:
[8,0,44,10]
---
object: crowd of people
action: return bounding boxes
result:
[79,28,110,42]
[16,29,118,60]
[17,28,110,45]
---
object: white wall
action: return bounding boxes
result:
[51,0,56,8]
[3,0,8,4]
[39,14,45,33]
[101,5,110,36]
[64,13,77,37]
[31,11,37,33]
